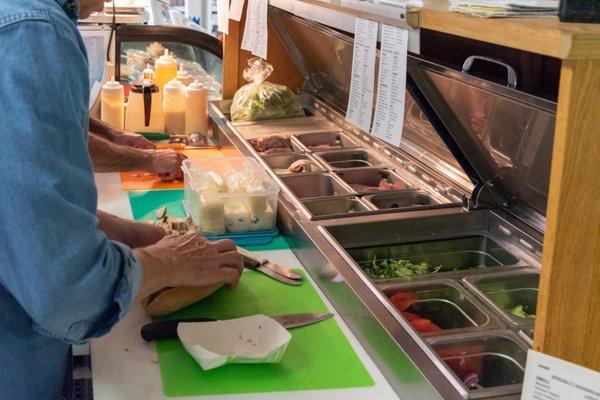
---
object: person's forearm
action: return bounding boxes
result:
[88,132,152,172]
[89,115,119,141]
[97,210,166,249]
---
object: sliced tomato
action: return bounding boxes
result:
[389,292,417,311]
[402,311,422,321]
[410,318,433,332]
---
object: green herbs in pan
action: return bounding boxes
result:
[361,257,443,279]
[509,304,536,319]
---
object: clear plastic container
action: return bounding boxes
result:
[183,158,279,235]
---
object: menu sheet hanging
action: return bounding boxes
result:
[521,350,600,400]
[371,24,409,147]
[229,0,246,21]
[345,18,378,132]
[217,0,229,34]
[241,0,268,59]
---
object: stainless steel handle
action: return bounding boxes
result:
[461,56,518,89]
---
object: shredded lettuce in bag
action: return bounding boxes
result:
[230,58,304,122]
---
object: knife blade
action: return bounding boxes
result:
[140,312,333,342]
[237,247,303,281]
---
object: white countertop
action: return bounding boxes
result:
[91,172,400,400]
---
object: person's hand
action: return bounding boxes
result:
[113,132,156,150]
[146,150,188,182]
[133,233,243,299]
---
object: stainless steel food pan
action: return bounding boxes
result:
[349,235,520,282]
[293,131,360,151]
[463,270,539,328]
[335,168,410,193]
[262,153,324,175]
[428,331,528,399]
[315,149,385,169]
[301,196,374,220]
[363,190,442,211]
[279,173,352,199]
[379,279,501,336]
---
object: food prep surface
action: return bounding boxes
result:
[91,173,400,400]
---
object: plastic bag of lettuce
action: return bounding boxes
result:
[230,58,304,122]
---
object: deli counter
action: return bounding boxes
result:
[87,1,600,400]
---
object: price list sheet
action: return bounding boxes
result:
[345,18,378,132]
[371,24,409,147]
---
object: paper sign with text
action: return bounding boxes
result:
[345,18,378,132]
[522,350,600,400]
[371,24,409,147]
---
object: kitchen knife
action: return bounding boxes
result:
[237,247,304,282]
[140,312,333,342]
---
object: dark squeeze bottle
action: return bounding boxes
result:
[558,0,600,23]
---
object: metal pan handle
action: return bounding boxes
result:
[461,56,518,89]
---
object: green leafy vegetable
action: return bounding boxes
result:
[509,304,535,319]
[361,257,444,279]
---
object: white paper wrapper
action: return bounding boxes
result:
[177,315,292,371]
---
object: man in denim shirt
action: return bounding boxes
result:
[0,1,243,398]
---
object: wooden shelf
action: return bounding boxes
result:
[420,0,600,60]
[292,0,600,59]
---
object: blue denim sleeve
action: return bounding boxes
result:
[0,19,142,344]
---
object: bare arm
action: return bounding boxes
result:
[88,132,152,172]
[97,210,166,248]
[89,116,155,149]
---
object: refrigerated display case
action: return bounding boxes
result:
[206,7,556,399]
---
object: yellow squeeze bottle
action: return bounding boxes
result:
[154,49,177,93]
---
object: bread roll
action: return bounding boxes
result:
[142,284,222,316]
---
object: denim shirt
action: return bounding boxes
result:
[0,1,142,398]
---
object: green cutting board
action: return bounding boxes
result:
[154,270,374,396]
[127,190,291,251]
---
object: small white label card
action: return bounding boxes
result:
[240,0,268,59]
[371,24,408,147]
[522,350,600,400]
[253,0,269,59]
[345,17,378,132]
[229,0,246,21]
[241,0,257,52]
[217,0,229,34]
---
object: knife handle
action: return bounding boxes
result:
[140,317,216,342]
[237,247,267,265]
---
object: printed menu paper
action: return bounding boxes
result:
[521,350,600,400]
[241,0,268,59]
[229,0,246,21]
[345,18,378,132]
[371,24,409,147]
[217,0,229,34]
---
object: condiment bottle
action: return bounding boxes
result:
[176,64,192,86]
[185,79,208,136]
[154,49,177,93]
[163,79,186,135]
[142,63,155,82]
[125,80,164,133]
[100,76,124,130]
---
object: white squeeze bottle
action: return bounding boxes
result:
[154,49,177,93]
[163,79,186,135]
[185,79,208,136]
[100,76,124,130]
[176,64,192,86]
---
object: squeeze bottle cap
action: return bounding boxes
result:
[187,79,207,92]
[177,64,191,78]
[103,76,123,89]
[164,78,186,90]
[158,49,175,64]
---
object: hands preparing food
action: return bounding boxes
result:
[134,233,244,301]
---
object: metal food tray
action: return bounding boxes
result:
[293,131,360,151]
[314,148,387,169]
[279,173,354,199]
[463,270,539,329]
[335,168,411,193]
[261,152,325,175]
[378,279,502,336]
[301,196,375,219]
